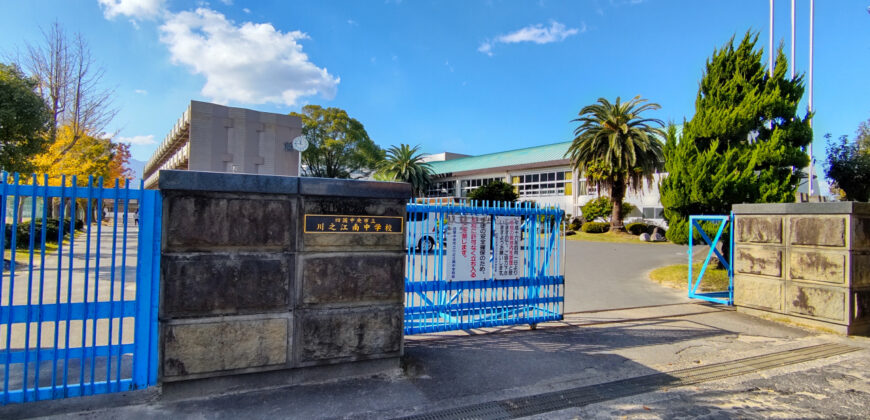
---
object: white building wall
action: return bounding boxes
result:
[428,166,667,223]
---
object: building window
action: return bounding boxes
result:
[577,179,598,196]
[427,180,456,197]
[513,171,569,197]
[642,207,664,219]
[460,177,501,197]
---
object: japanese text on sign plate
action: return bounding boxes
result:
[304,214,403,234]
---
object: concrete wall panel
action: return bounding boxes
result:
[301,254,404,306]
[786,285,846,322]
[789,250,847,284]
[789,216,846,248]
[736,216,783,244]
[734,245,782,278]
[162,253,291,317]
[163,316,290,379]
[734,275,783,311]
[297,306,403,363]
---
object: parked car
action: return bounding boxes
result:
[406,211,445,252]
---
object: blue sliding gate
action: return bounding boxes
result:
[404,200,565,335]
[0,173,161,404]
[688,214,734,305]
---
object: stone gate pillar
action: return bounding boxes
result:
[733,202,870,335]
[157,170,410,385]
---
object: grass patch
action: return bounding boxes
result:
[649,263,730,292]
[4,241,61,263]
[566,230,668,244]
[2,230,84,267]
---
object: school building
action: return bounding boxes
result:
[423,142,667,222]
[142,100,304,189]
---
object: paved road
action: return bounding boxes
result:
[1,217,139,390]
[13,304,868,420]
[563,240,692,313]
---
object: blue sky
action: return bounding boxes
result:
[1,0,869,178]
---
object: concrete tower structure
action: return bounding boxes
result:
[143,101,304,189]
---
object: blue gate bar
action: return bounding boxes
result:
[0,172,161,405]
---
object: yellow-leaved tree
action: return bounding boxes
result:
[29,124,126,222]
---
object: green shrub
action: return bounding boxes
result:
[568,217,583,231]
[580,222,610,233]
[5,218,84,249]
[580,197,636,222]
[467,180,518,203]
[665,219,722,245]
[625,222,648,235]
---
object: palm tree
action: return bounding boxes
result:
[566,96,665,232]
[378,144,434,196]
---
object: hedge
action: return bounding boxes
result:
[568,217,583,231]
[580,222,610,233]
[4,218,85,249]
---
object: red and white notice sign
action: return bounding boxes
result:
[445,214,491,281]
[493,216,522,280]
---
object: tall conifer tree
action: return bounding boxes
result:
[661,32,812,246]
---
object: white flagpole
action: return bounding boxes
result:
[790,0,796,79]
[770,0,775,77]
[808,0,815,196]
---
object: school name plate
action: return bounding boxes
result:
[304,214,404,234]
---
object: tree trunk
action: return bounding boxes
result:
[63,198,71,226]
[16,199,25,225]
[610,179,626,232]
[51,197,60,219]
[91,199,100,224]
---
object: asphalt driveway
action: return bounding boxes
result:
[563,240,693,313]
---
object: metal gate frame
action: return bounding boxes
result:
[688,214,734,305]
[404,200,565,334]
[0,173,161,404]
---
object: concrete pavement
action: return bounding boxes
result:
[5,237,868,419]
[563,240,692,313]
[1,219,140,391]
[5,302,868,419]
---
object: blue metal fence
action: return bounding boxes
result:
[0,173,160,404]
[688,214,734,305]
[404,200,564,334]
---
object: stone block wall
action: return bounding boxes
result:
[733,202,870,335]
[158,170,410,382]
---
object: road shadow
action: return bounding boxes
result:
[403,319,730,402]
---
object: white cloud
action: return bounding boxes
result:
[134,89,148,95]
[98,0,165,20]
[497,21,581,44]
[242,7,251,14]
[478,42,493,56]
[479,20,584,55]
[159,8,339,106]
[220,0,233,5]
[118,134,157,145]
[347,19,358,26]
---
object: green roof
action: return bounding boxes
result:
[428,141,572,174]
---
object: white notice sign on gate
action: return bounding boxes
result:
[445,214,491,281]
[493,216,522,279]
